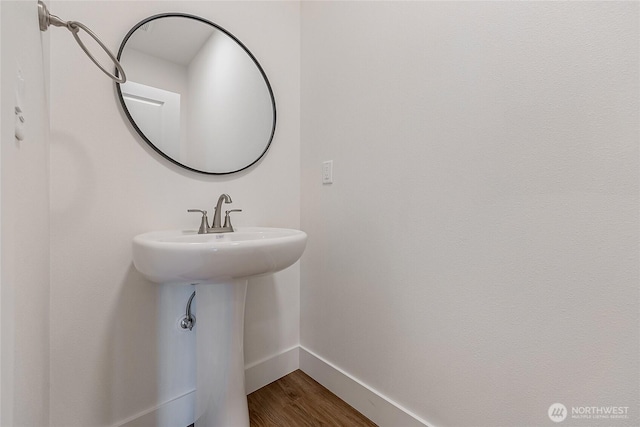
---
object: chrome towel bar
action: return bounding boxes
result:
[37,1,126,83]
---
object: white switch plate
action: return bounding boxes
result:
[322,160,333,184]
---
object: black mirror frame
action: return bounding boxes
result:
[115,13,277,175]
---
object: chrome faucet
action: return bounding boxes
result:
[212,194,232,229]
[187,193,242,234]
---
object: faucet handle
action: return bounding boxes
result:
[223,209,242,231]
[187,209,209,234]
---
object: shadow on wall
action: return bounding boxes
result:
[49,130,96,231]
[245,272,292,368]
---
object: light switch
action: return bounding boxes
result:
[322,160,333,184]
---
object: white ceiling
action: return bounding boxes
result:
[126,17,216,66]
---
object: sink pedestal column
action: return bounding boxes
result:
[195,279,249,427]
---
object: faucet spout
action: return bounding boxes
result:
[212,194,232,229]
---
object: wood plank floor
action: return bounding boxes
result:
[248,370,378,426]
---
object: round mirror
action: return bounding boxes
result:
[116,14,276,174]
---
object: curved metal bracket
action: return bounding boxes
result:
[37,1,126,83]
[180,291,196,331]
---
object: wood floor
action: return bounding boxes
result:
[248,370,378,426]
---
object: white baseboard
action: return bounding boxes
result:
[115,345,430,427]
[114,346,299,427]
[299,346,433,427]
[115,389,195,427]
[244,345,300,394]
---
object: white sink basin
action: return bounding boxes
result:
[133,226,308,426]
[133,227,307,284]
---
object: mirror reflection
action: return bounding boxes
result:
[117,14,276,174]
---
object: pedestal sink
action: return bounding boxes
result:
[132,227,307,427]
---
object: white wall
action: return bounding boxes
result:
[49,1,299,426]
[122,48,189,97]
[301,2,639,427]
[187,30,274,172]
[0,1,50,426]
